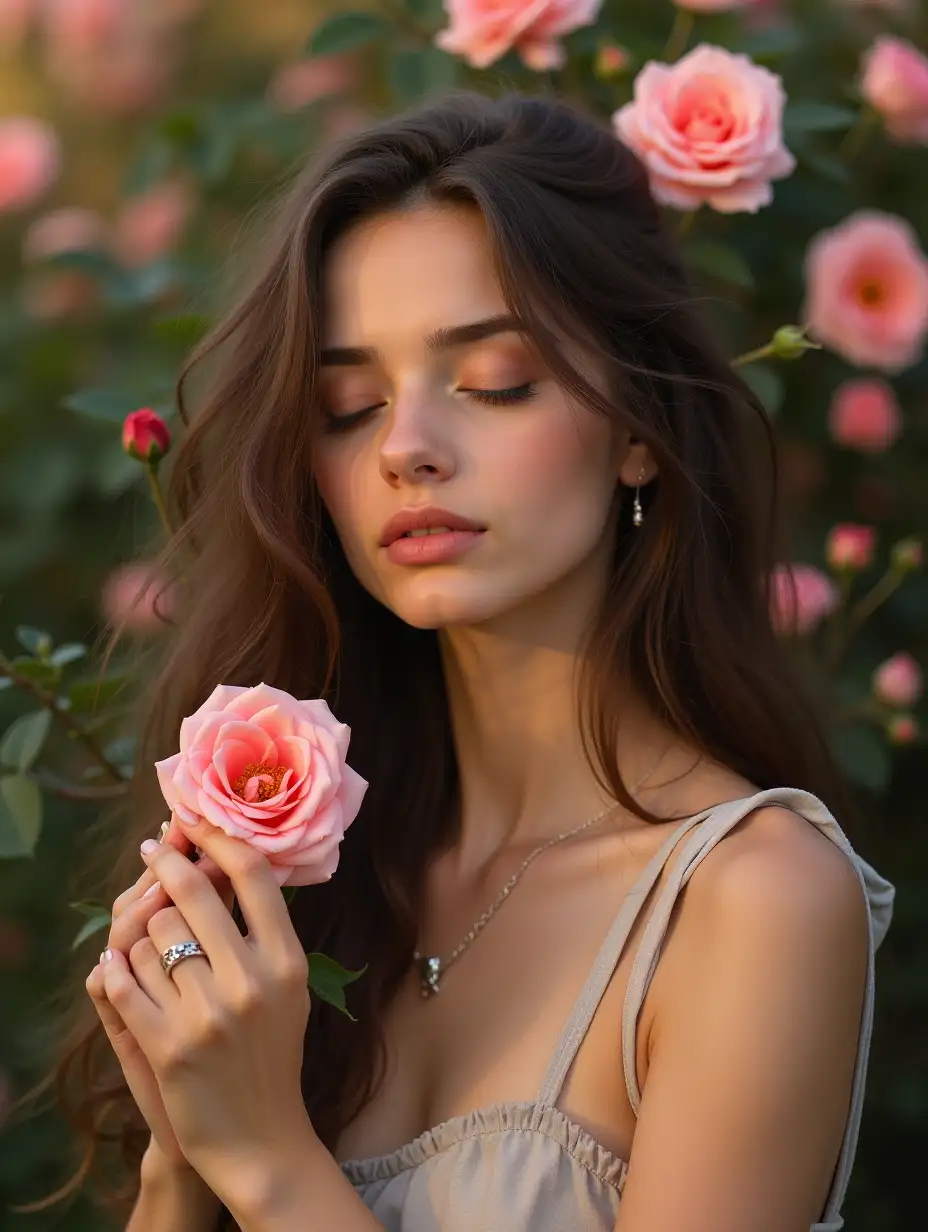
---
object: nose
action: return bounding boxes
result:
[378,389,456,487]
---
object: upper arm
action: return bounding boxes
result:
[615,807,870,1232]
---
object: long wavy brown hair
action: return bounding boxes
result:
[13,90,853,1229]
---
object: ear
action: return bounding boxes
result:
[618,439,657,488]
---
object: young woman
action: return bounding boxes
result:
[43,91,895,1232]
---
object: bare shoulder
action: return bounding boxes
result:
[684,804,869,949]
[653,802,871,1035]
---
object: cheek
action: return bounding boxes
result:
[313,449,374,566]
[492,411,617,529]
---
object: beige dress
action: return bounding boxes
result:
[340,788,896,1232]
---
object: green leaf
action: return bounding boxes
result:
[306,952,367,1019]
[683,241,754,291]
[68,674,132,714]
[740,363,784,416]
[281,885,298,904]
[307,12,389,56]
[50,643,88,668]
[0,710,53,773]
[72,913,112,950]
[152,313,211,348]
[784,103,858,136]
[389,47,458,106]
[15,626,53,657]
[0,774,42,857]
[830,724,892,793]
[64,387,142,423]
[104,735,137,767]
[70,899,112,919]
[737,25,805,62]
[9,657,59,689]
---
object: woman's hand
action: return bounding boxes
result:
[97,815,316,1217]
[84,819,235,1171]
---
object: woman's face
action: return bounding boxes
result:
[313,202,635,631]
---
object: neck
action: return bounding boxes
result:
[437,569,667,874]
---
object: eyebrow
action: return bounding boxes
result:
[319,314,528,367]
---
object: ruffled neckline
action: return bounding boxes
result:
[339,1101,630,1191]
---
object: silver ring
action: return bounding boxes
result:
[160,940,208,977]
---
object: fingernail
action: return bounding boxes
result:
[98,950,105,965]
[157,821,170,842]
[140,839,159,856]
[142,880,161,898]
[102,948,113,963]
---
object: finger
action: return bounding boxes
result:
[126,932,184,1006]
[145,905,213,998]
[137,837,246,979]
[174,816,300,960]
[110,856,234,958]
[99,947,164,1055]
[86,952,131,1042]
[112,820,193,918]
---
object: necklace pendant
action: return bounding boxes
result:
[417,955,442,997]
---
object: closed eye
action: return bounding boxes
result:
[321,383,538,435]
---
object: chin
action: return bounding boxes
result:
[378,573,528,630]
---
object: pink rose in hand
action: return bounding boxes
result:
[861,36,928,147]
[613,44,795,214]
[155,683,368,887]
[803,211,928,373]
[436,0,602,72]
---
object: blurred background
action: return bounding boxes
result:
[0,0,925,1227]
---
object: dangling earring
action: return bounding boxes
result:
[632,467,646,528]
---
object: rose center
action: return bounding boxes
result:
[858,278,885,307]
[231,761,287,802]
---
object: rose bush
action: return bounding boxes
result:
[0,0,926,1225]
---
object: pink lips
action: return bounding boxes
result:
[379,505,486,567]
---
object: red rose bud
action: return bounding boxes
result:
[825,523,877,573]
[595,44,631,80]
[886,714,918,746]
[122,409,171,464]
[891,536,923,574]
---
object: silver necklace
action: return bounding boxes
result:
[412,750,668,998]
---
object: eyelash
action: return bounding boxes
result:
[322,383,538,435]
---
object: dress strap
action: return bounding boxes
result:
[618,786,895,1232]
[536,809,711,1108]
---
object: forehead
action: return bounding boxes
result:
[321,202,507,347]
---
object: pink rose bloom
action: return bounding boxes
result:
[861,36,928,147]
[267,56,355,112]
[804,211,928,373]
[873,652,923,708]
[613,44,795,214]
[155,683,369,887]
[436,0,602,72]
[0,117,60,213]
[828,378,901,454]
[101,562,175,632]
[769,563,838,636]
[826,523,877,572]
[0,0,36,47]
[111,179,191,268]
[42,0,127,56]
[22,205,106,262]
